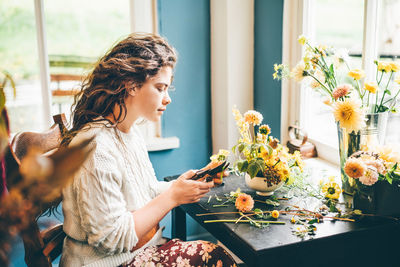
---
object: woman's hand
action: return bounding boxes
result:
[168,170,214,206]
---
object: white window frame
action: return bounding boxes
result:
[282,0,380,165]
[33,0,178,151]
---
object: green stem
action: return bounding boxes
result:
[204,219,286,224]
[212,205,229,208]
[378,71,394,111]
[309,74,332,96]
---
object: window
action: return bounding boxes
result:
[284,0,400,164]
[1,0,177,150]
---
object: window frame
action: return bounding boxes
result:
[31,0,178,150]
[282,0,381,164]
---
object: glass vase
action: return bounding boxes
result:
[337,112,389,196]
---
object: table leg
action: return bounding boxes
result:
[171,206,186,241]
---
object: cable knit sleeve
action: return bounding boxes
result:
[74,143,138,255]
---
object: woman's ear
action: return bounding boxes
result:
[128,88,136,97]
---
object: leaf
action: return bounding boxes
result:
[236,160,249,172]
[265,199,280,206]
[247,162,260,178]
[253,208,263,218]
[238,143,245,153]
[0,90,5,111]
[308,219,319,224]
[385,89,391,95]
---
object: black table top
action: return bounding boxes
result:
[165,174,400,266]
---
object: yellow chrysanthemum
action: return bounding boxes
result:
[364,81,378,94]
[244,110,263,125]
[348,69,365,80]
[389,62,400,72]
[333,99,365,132]
[291,62,308,82]
[298,35,307,45]
[210,149,230,163]
[321,182,341,199]
[377,61,392,73]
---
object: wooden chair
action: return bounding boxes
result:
[5,114,68,267]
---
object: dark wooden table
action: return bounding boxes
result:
[165,174,400,267]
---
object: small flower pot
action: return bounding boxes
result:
[244,173,284,196]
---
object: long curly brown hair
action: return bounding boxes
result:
[62,33,177,145]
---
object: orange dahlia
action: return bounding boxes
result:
[344,158,366,178]
[235,193,254,212]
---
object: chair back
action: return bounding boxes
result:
[7,114,68,267]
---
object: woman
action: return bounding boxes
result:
[60,33,236,267]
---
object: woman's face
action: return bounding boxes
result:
[127,66,173,122]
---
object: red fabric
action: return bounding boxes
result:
[123,239,237,267]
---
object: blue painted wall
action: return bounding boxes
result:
[254,0,284,138]
[149,0,212,240]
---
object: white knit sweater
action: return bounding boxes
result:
[60,122,172,267]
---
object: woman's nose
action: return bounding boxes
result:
[163,91,171,105]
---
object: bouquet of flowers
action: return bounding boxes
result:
[273,35,400,132]
[231,107,303,185]
[344,147,400,186]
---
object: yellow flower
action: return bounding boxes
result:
[348,69,365,80]
[389,62,400,72]
[290,217,296,224]
[364,81,378,94]
[291,62,308,82]
[323,97,332,106]
[271,210,280,219]
[244,110,263,125]
[377,61,392,73]
[298,35,307,45]
[376,145,400,164]
[210,149,230,163]
[321,182,341,199]
[259,124,271,135]
[394,75,400,85]
[333,99,365,132]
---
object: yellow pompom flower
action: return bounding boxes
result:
[364,81,378,94]
[348,69,365,80]
[333,99,365,132]
[271,210,280,219]
[321,182,341,199]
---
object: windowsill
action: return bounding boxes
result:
[146,136,180,152]
[304,157,340,184]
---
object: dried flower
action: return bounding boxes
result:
[333,98,365,132]
[244,110,263,125]
[348,69,365,80]
[332,84,352,100]
[344,158,366,178]
[359,167,379,186]
[268,137,279,149]
[235,193,254,212]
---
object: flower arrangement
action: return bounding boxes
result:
[273,35,400,132]
[344,147,400,186]
[231,107,303,185]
